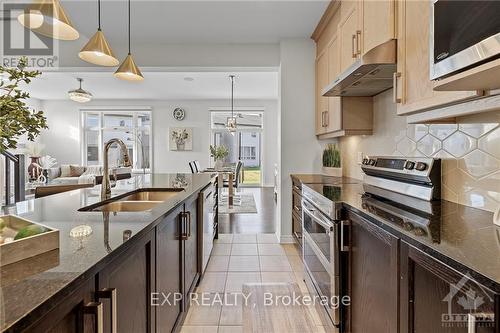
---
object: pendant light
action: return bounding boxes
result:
[78,0,119,66]
[68,78,92,103]
[17,0,79,40]
[226,75,237,133]
[114,0,144,81]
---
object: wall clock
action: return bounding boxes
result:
[173,107,185,121]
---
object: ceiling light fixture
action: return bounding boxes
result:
[68,78,92,103]
[226,75,237,134]
[78,0,119,66]
[114,0,143,81]
[17,0,79,40]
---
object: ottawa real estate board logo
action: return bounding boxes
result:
[441,273,495,329]
[1,2,59,68]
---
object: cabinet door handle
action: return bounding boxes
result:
[467,313,495,333]
[393,72,402,103]
[96,288,117,333]
[351,34,357,58]
[324,111,329,127]
[180,213,188,240]
[186,211,192,237]
[340,220,350,252]
[356,30,362,56]
[83,302,104,333]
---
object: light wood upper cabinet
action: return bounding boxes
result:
[316,50,329,135]
[395,0,481,115]
[361,0,395,54]
[338,3,360,74]
[327,35,342,133]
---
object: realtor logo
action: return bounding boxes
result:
[1,2,58,68]
[441,273,495,329]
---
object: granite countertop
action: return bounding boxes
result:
[291,174,359,185]
[297,177,500,293]
[0,173,215,332]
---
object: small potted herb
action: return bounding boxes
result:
[210,145,229,170]
[322,143,342,177]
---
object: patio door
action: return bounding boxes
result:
[210,111,263,186]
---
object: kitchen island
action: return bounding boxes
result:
[1,173,217,333]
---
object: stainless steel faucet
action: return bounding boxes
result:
[102,139,132,201]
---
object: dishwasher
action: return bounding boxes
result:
[198,180,217,274]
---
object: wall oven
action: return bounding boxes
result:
[302,196,343,329]
[430,0,500,80]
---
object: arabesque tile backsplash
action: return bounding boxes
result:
[340,90,500,214]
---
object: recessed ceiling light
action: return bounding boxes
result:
[184,77,194,82]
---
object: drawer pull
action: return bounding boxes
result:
[83,302,104,333]
[351,34,357,58]
[96,288,117,333]
[356,30,361,56]
[393,72,402,103]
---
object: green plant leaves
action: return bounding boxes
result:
[0,57,48,153]
[322,143,341,168]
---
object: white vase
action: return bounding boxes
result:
[176,142,185,151]
[215,160,223,171]
[323,166,342,177]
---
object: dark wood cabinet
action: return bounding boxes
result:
[347,210,400,333]
[97,232,155,333]
[400,242,498,333]
[156,204,184,333]
[183,194,199,313]
[24,277,97,333]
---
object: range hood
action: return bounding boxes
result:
[322,39,397,97]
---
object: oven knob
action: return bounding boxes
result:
[369,159,376,166]
[362,158,369,165]
[404,161,415,170]
[415,162,427,171]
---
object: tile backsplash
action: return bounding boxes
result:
[340,90,500,213]
[394,123,500,212]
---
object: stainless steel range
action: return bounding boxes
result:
[361,156,441,201]
[301,183,349,331]
[300,157,441,331]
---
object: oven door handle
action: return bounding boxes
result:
[302,205,333,232]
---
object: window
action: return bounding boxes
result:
[81,109,152,173]
[210,110,263,186]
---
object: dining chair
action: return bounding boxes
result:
[188,161,197,173]
[194,160,201,173]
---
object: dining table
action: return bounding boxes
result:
[202,165,236,208]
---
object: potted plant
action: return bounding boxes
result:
[0,57,48,154]
[322,143,342,177]
[171,128,189,150]
[210,145,229,170]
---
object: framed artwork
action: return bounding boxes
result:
[169,127,193,151]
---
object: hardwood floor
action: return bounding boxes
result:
[218,187,277,234]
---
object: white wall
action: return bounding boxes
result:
[59,43,280,69]
[38,98,278,186]
[278,39,322,242]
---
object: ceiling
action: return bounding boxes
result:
[59,0,329,44]
[23,71,279,100]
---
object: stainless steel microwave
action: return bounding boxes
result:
[430,0,500,80]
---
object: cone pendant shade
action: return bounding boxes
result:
[18,0,79,40]
[78,29,119,66]
[114,53,144,81]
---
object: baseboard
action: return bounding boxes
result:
[279,234,296,244]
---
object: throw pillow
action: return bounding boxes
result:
[69,165,86,177]
[60,165,71,177]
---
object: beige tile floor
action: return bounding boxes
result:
[180,233,329,333]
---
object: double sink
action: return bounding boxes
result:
[79,189,184,212]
